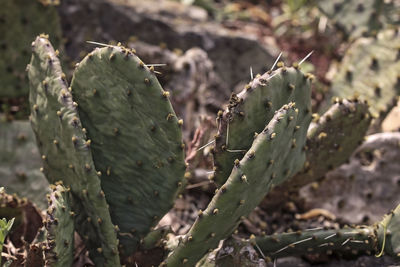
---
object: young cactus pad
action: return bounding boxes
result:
[0,0,61,97]
[212,66,312,185]
[286,98,372,188]
[165,102,310,266]
[261,98,372,210]
[44,184,74,267]
[327,29,400,119]
[253,203,400,260]
[70,45,186,256]
[28,36,120,266]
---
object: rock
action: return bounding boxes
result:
[382,100,400,132]
[58,0,278,91]
[301,132,400,224]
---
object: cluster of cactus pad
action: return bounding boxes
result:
[0,0,398,265]
[0,28,392,266]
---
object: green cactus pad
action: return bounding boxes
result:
[44,184,74,267]
[212,66,312,186]
[327,29,400,119]
[28,36,120,266]
[287,98,372,188]
[254,226,376,258]
[70,45,186,256]
[261,98,372,210]
[376,204,400,258]
[166,103,310,266]
[254,203,400,260]
[317,0,400,39]
[0,120,49,209]
[0,0,62,98]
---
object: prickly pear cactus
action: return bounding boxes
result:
[317,0,400,38]
[253,203,400,260]
[289,98,371,188]
[0,120,49,209]
[166,102,311,266]
[212,65,312,185]
[327,29,400,120]
[71,45,186,256]
[0,0,62,97]
[260,98,372,211]
[377,204,400,258]
[254,226,376,258]
[28,36,120,266]
[43,184,74,267]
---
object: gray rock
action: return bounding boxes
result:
[58,0,278,91]
[301,132,400,225]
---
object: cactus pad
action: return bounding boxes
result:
[0,120,49,209]
[0,0,61,97]
[327,29,400,119]
[376,203,400,258]
[288,98,371,188]
[28,36,120,266]
[166,103,310,266]
[213,66,312,185]
[254,226,376,258]
[44,184,74,267]
[71,45,186,256]
[254,203,400,260]
[317,0,400,38]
